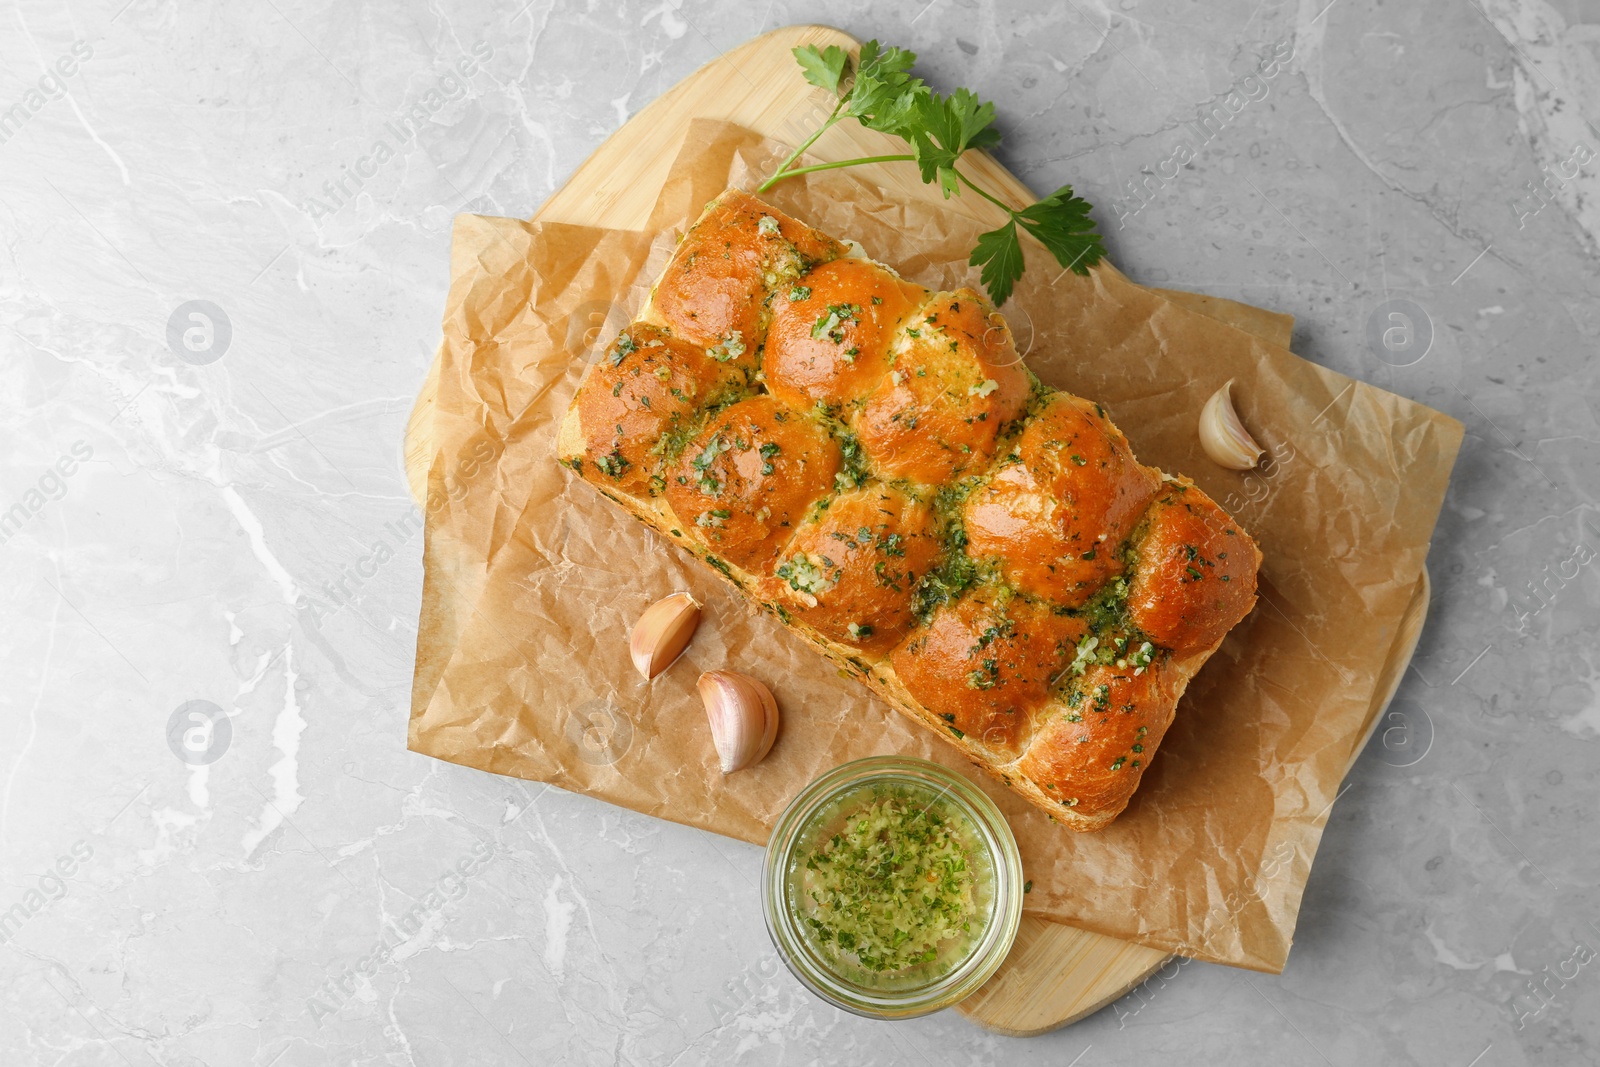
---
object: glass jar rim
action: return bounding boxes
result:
[762,755,1023,1019]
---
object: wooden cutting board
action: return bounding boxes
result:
[401,23,1430,1035]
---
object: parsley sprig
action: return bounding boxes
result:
[758,40,1105,305]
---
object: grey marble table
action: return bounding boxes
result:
[2,0,1597,1064]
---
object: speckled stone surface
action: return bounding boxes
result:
[2,0,1597,1064]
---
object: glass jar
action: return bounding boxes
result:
[762,755,1024,1019]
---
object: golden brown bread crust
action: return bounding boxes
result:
[889,590,1087,761]
[577,323,746,495]
[760,484,942,655]
[1017,654,1189,815]
[651,189,846,357]
[662,395,841,573]
[764,258,929,412]
[964,393,1159,608]
[855,289,1031,484]
[558,189,1262,831]
[1127,486,1260,653]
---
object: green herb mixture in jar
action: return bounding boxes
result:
[786,781,995,988]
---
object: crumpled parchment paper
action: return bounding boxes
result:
[407,118,1463,972]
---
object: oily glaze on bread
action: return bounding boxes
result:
[557,189,1261,831]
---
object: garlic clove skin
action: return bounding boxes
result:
[697,670,780,773]
[1198,379,1265,471]
[630,592,702,680]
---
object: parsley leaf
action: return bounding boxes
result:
[969,219,1026,307]
[770,39,1105,305]
[1015,183,1105,277]
[968,184,1104,305]
[793,43,850,94]
[847,40,925,138]
[792,39,923,132]
[911,88,1001,197]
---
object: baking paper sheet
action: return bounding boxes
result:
[407,119,1462,972]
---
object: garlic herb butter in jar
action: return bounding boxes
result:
[793,782,991,985]
[763,756,1023,1019]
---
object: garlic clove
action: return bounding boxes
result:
[697,670,780,774]
[1198,379,1265,471]
[630,592,702,679]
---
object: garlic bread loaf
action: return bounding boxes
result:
[557,189,1260,831]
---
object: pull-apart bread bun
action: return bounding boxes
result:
[557,189,1260,831]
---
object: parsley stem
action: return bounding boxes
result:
[954,168,1021,215]
[758,104,848,192]
[760,154,917,189]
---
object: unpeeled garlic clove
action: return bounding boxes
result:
[697,670,780,774]
[1198,379,1265,470]
[630,593,702,679]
